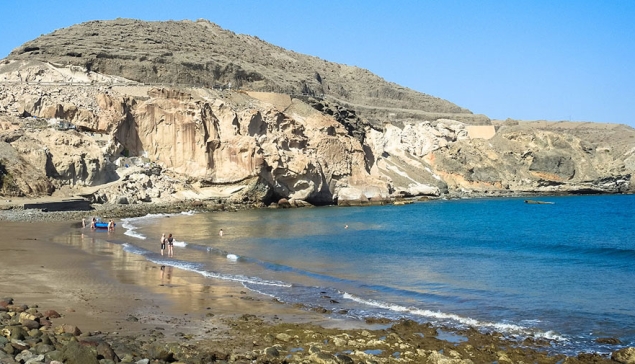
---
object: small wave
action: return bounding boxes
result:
[178,242,228,256]
[172,240,187,248]
[201,270,290,287]
[243,283,280,299]
[123,229,147,240]
[342,292,568,342]
[227,254,239,261]
[119,243,292,288]
[121,212,192,241]
[121,243,150,255]
[120,220,147,240]
[121,213,172,224]
[120,214,172,240]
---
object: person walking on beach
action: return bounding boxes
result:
[167,233,174,257]
[219,229,223,237]
[91,217,96,229]
[160,233,166,256]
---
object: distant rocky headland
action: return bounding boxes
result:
[1,18,634,209]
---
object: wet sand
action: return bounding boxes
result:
[0,220,349,337]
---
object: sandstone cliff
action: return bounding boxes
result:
[0,19,633,206]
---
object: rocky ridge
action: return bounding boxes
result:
[4,18,490,127]
[0,19,634,207]
[1,62,634,206]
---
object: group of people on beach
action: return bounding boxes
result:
[82,217,115,231]
[160,233,174,257]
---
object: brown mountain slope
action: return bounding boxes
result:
[6,18,488,125]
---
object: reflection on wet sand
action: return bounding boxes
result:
[159,265,173,285]
[54,227,307,318]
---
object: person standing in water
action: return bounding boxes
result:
[219,229,223,237]
[108,219,115,231]
[167,233,174,257]
[160,233,166,256]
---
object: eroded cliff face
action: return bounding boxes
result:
[425,128,630,195]
[109,89,391,204]
[0,62,633,203]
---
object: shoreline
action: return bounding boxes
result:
[1,206,634,363]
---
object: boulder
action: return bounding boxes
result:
[20,319,40,330]
[43,310,61,319]
[60,341,98,364]
[4,326,26,340]
[264,346,279,357]
[58,324,82,336]
[96,342,119,362]
[309,352,338,364]
[145,343,172,362]
[612,347,635,364]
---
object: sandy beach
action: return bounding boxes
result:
[1,210,633,363]
[1,219,333,334]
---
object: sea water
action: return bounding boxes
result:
[114,195,634,354]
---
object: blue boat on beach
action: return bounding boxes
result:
[94,221,114,229]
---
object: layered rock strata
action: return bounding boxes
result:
[3,19,489,127]
[0,25,633,205]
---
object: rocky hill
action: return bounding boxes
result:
[6,18,489,127]
[0,19,634,208]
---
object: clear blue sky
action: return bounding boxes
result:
[1,0,634,127]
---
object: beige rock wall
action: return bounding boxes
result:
[466,125,496,140]
[245,92,292,111]
[104,88,391,204]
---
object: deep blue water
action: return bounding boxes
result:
[116,194,635,355]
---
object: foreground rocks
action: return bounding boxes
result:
[1,298,633,364]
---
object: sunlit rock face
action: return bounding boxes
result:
[0,59,632,202]
[102,88,391,205]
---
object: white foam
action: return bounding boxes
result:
[121,243,148,255]
[227,254,239,261]
[132,250,291,288]
[121,212,191,240]
[120,220,147,240]
[123,229,147,240]
[172,240,187,248]
[243,283,279,299]
[120,214,172,240]
[342,292,568,342]
[201,270,290,287]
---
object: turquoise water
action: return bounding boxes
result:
[117,194,635,354]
